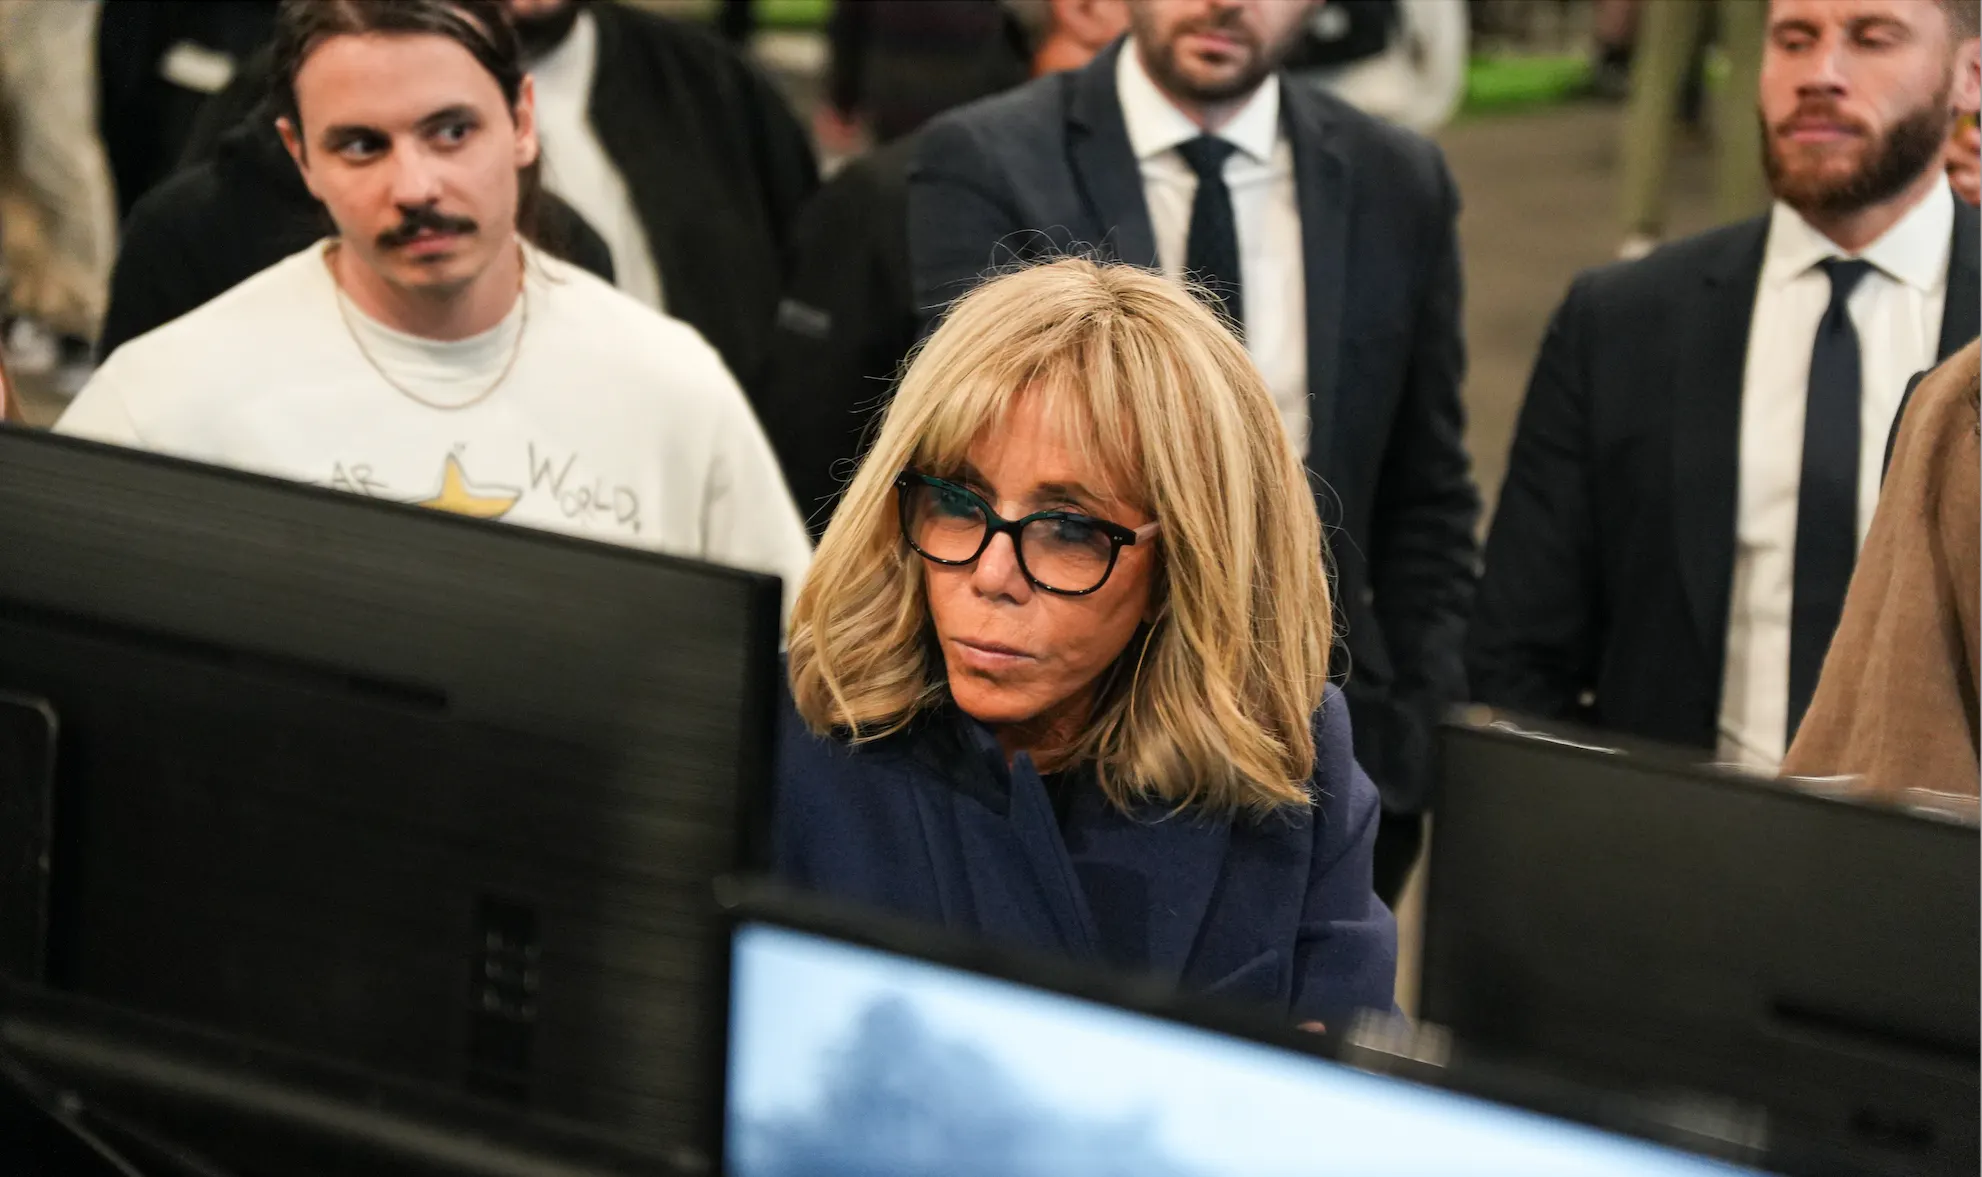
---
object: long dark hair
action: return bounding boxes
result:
[270,0,548,248]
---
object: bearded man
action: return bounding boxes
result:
[1471,0,1981,772]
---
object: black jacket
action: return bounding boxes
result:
[1468,207,1981,750]
[583,1,818,396]
[96,0,279,220]
[754,137,917,535]
[905,40,1481,814]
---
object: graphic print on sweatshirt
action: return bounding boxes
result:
[319,442,648,537]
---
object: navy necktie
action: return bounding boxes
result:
[1177,135,1243,331]
[1787,257,1874,743]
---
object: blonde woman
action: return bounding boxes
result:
[775,259,1395,1024]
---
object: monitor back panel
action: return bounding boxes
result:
[1423,721,1979,1173]
[0,428,782,1148]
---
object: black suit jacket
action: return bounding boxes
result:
[1468,206,1981,750]
[905,40,1481,814]
[754,137,918,536]
[96,0,279,220]
[586,1,818,397]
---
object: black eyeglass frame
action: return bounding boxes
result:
[894,471,1160,596]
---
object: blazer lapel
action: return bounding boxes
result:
[1075,799,1232,982]
[1065,39,1158,269]
[1939,205,1978,361]
[1671,218,1768,668]
[1281,84,1350,467]
[912,716,1102,959]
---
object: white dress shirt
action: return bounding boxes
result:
[1116,44,1310,455]
[529,10,666,313]
[1717,181,1953,770]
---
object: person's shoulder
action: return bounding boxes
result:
[123,157,226,236]
[591,0,781,100]
[1301,683,1380,822]
[109,243,330,365]
[593,0,724,58]
[916,70,1074,166]
[825,135,918,201]
[1572,217,1769,306]
[529,252,741,392]
[1287,80,1449,193]
[80,244,331,432]
[1309,683,1354,770]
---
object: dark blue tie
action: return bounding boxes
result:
[1177,135,1243,331]
[1787,257,1874,743]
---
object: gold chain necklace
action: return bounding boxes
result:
[330,243,529,412]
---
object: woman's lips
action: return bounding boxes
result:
[951,637,1033,672]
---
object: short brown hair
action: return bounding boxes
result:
[1943,0,1980,40]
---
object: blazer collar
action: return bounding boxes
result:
[899,699,1235,980]
[1066,38,1159,269]
[1672,218,1770,667]
[1281,81,1350,464]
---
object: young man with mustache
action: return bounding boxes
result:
[56,0,811,613]
[907,0,1481,905]
[1471,0,1981,772]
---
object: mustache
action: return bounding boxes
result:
[376,205,479,250]
[1773,99,1872,138]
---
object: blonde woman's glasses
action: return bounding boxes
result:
[896,472,1159,596]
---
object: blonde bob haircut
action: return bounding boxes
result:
[787,258,1334,816]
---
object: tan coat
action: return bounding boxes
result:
[1782,341,1980,796]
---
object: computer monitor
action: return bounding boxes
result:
[1423,712,1979,1177]
[0,425,783,1162]
[717,883,1789,1177]
[0,978,694,1177]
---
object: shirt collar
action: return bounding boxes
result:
[1761,178,1955,293]
[1115,38,1281,165]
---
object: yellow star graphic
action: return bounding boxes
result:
[416,454,520,519]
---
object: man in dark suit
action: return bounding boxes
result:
[1470,0,1981,771]
[906,0,1481,903]
[100,0,817,400]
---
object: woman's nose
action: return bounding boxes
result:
[970,529,1032,600]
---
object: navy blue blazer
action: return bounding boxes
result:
[772,684,1398,1027]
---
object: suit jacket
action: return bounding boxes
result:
[753,136,917,535]
[904,40,1481,814]
[772,684,1398,1026]
[1468,208,1981,751]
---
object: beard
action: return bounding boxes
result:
[1134,8,1294,106]
[514,0,582,61]
[1763,80,1954,219]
